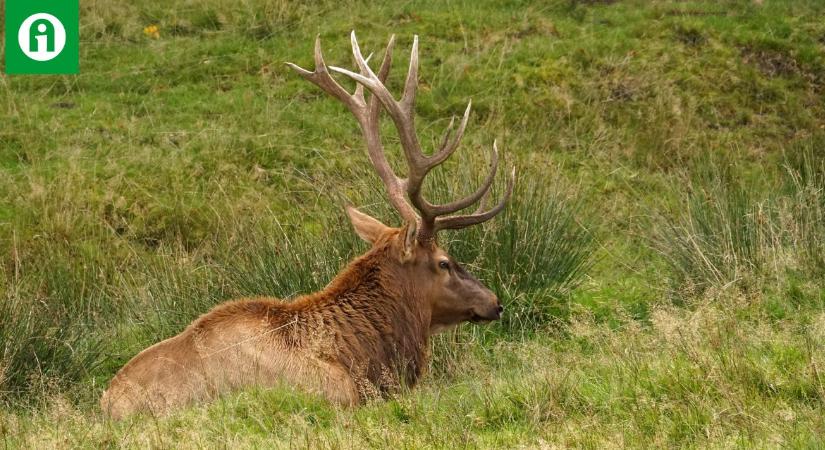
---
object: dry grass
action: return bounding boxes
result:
[2,292,822,448]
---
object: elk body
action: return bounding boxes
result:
[100,32,515,420]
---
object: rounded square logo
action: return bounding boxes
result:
[4,0,79,74]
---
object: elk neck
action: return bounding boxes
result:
[288,236,433,390]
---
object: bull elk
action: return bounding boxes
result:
[100,32,515,419]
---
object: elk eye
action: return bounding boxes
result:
[439,260,450,270]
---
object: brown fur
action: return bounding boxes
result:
[101,227,463,419]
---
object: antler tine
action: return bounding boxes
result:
[427,140,500,216]
[350,31,379,105]
[331,33,400,117]
[353,52,373,101]
[400,35,419,112]
[429,100,472,167]
[377,36,395,82]
[289,34,418,224]
[437,116,456,154]
[368,35,396,119]
[434,166,517,231]
[285,36,360,110]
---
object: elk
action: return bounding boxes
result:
[100,32,515,420]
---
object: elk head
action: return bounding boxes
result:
[287,32,515,332]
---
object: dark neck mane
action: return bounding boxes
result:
[290,239,431,396]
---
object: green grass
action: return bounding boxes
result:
[2,0,825,447]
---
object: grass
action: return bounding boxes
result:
[3,298,824,448]
[2,0,825,447]
[655,146,825,301]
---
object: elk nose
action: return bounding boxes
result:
[497,304,504,314]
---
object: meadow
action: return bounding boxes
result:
[1,0,825,447]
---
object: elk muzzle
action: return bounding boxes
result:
[470,291,503,322]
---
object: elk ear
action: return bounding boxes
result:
[346,206,390,244]
[401,221,417,262]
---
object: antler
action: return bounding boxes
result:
[287,32,515,242]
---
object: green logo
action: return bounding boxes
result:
[4,0,79,74]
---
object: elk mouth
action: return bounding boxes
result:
[470,311,500,323]
[469,301,504,323]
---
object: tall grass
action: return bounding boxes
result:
[655,171,767,296]
[4,295,823,449]
[655,148,825,299]
[1,276,105,403]
[784,149,825,278]
[0,161,593,405]
[447,175,594,329]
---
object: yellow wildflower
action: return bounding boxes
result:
[143,24,160,39]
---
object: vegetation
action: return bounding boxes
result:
[1,0,824,447]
